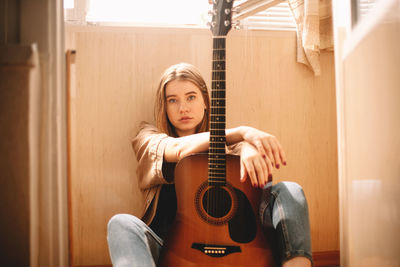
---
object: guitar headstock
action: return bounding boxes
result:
[209,0,235,37]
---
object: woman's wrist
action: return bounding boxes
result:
[226,126,247,145]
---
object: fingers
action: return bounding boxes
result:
[278,142,287,166]
[242,156,272,188]
[260,136,287,168]
[240,160,247,182]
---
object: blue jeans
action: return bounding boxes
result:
[107,181,312,267]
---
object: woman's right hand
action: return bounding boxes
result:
[240,126,287,169]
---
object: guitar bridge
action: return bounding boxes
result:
[191,242,241,257]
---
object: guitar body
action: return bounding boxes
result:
[159,154,276,267]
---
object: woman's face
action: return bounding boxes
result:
[165,79,206,137]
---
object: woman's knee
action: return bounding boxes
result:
[273,181,307,206]
[108,214,143,235]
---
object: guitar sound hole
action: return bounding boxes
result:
[202,187,232,218]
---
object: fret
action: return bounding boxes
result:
[208,152,226,156]
[208,175,226,180]
[208,162,225,167]
[208,176,226,180]
[210,133,226,138]
[207,179,226,183]
[208,172,226,177]
[209,150,226,155]
[208,169,225,174]
[210,128,225,132]
[210,106,225,110]
[209,158,226,162]
[212,55,226,61]
[208,162,225,166]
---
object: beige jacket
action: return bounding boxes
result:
[131,122,242,225]
[131,122,173,225]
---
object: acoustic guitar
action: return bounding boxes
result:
[159,1,276,266]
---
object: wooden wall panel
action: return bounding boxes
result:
[65,25,338,266]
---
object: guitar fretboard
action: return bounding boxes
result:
[208,37,227,186]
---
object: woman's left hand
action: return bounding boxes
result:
[240,126,287,169]
[240,142,274,188]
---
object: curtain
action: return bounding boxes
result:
[288,0,333,75]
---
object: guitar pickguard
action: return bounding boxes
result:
[228,188,257,243]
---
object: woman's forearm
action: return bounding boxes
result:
[164,126,247,163]
[164,132,210,162]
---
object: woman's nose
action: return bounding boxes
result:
[179,102,189,113]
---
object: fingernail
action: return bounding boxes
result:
[276,164,280,169]
[268,174,273,179]
[262,154,266,159]
[283,161,287,165]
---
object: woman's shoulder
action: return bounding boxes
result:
[137,121,159,133]
[132,121,171,158]
[133,121,168,146]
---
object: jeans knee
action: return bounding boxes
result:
[273,181,307,207]
[108,214,142,235]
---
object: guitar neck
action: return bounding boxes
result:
[208,37,227,186]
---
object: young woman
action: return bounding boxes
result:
[107,63,312,267]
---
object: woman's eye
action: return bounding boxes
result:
[188,95,196,101]
[168,99,177,104]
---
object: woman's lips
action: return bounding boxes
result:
[179,116,192,122]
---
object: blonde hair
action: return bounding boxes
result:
[155,63,210,137]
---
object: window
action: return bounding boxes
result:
[65,0,295,31]
[86,0,210,26]
[64,0,74,9]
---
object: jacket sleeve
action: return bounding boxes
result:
[132,122,173,189]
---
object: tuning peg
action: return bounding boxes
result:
[232,7,240,14]
[224,8,231,15]
[207,21,217,28]
[208,9,217,16]
[224,20,231,27]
